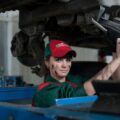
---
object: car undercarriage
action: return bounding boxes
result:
[0,0,120,76]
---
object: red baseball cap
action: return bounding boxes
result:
[45,40,76,58]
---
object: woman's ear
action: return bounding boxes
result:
[45,60,49,69]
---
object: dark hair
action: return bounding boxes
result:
[44,57,50,81]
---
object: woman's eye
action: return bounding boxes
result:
[55,58,61,61]
[54,57,72,62]
[66,57,72,61]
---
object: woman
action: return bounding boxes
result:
[32,39,120,107]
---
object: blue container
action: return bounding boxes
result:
[0,75,24,87]
[4,76,17,87]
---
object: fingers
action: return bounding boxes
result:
[117,38,120,44]
[116,38,120,57]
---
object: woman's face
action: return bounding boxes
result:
[45,56,72,80]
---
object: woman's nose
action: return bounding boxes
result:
[62,59,67,67]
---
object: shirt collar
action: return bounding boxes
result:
[45,75,66,83]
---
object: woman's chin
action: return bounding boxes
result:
[57,73,68,78]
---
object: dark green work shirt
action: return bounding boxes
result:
[32,75,87,107]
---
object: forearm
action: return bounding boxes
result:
[90,57,120,81]
[112,53,120,80]
[84,57,120,95]
[112,66,120,80]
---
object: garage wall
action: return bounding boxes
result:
[0,11,19,75]
[99,0,120,6]
[0,21,8,75]
[72,46,98,61]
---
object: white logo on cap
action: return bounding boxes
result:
[56,43,69,48]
